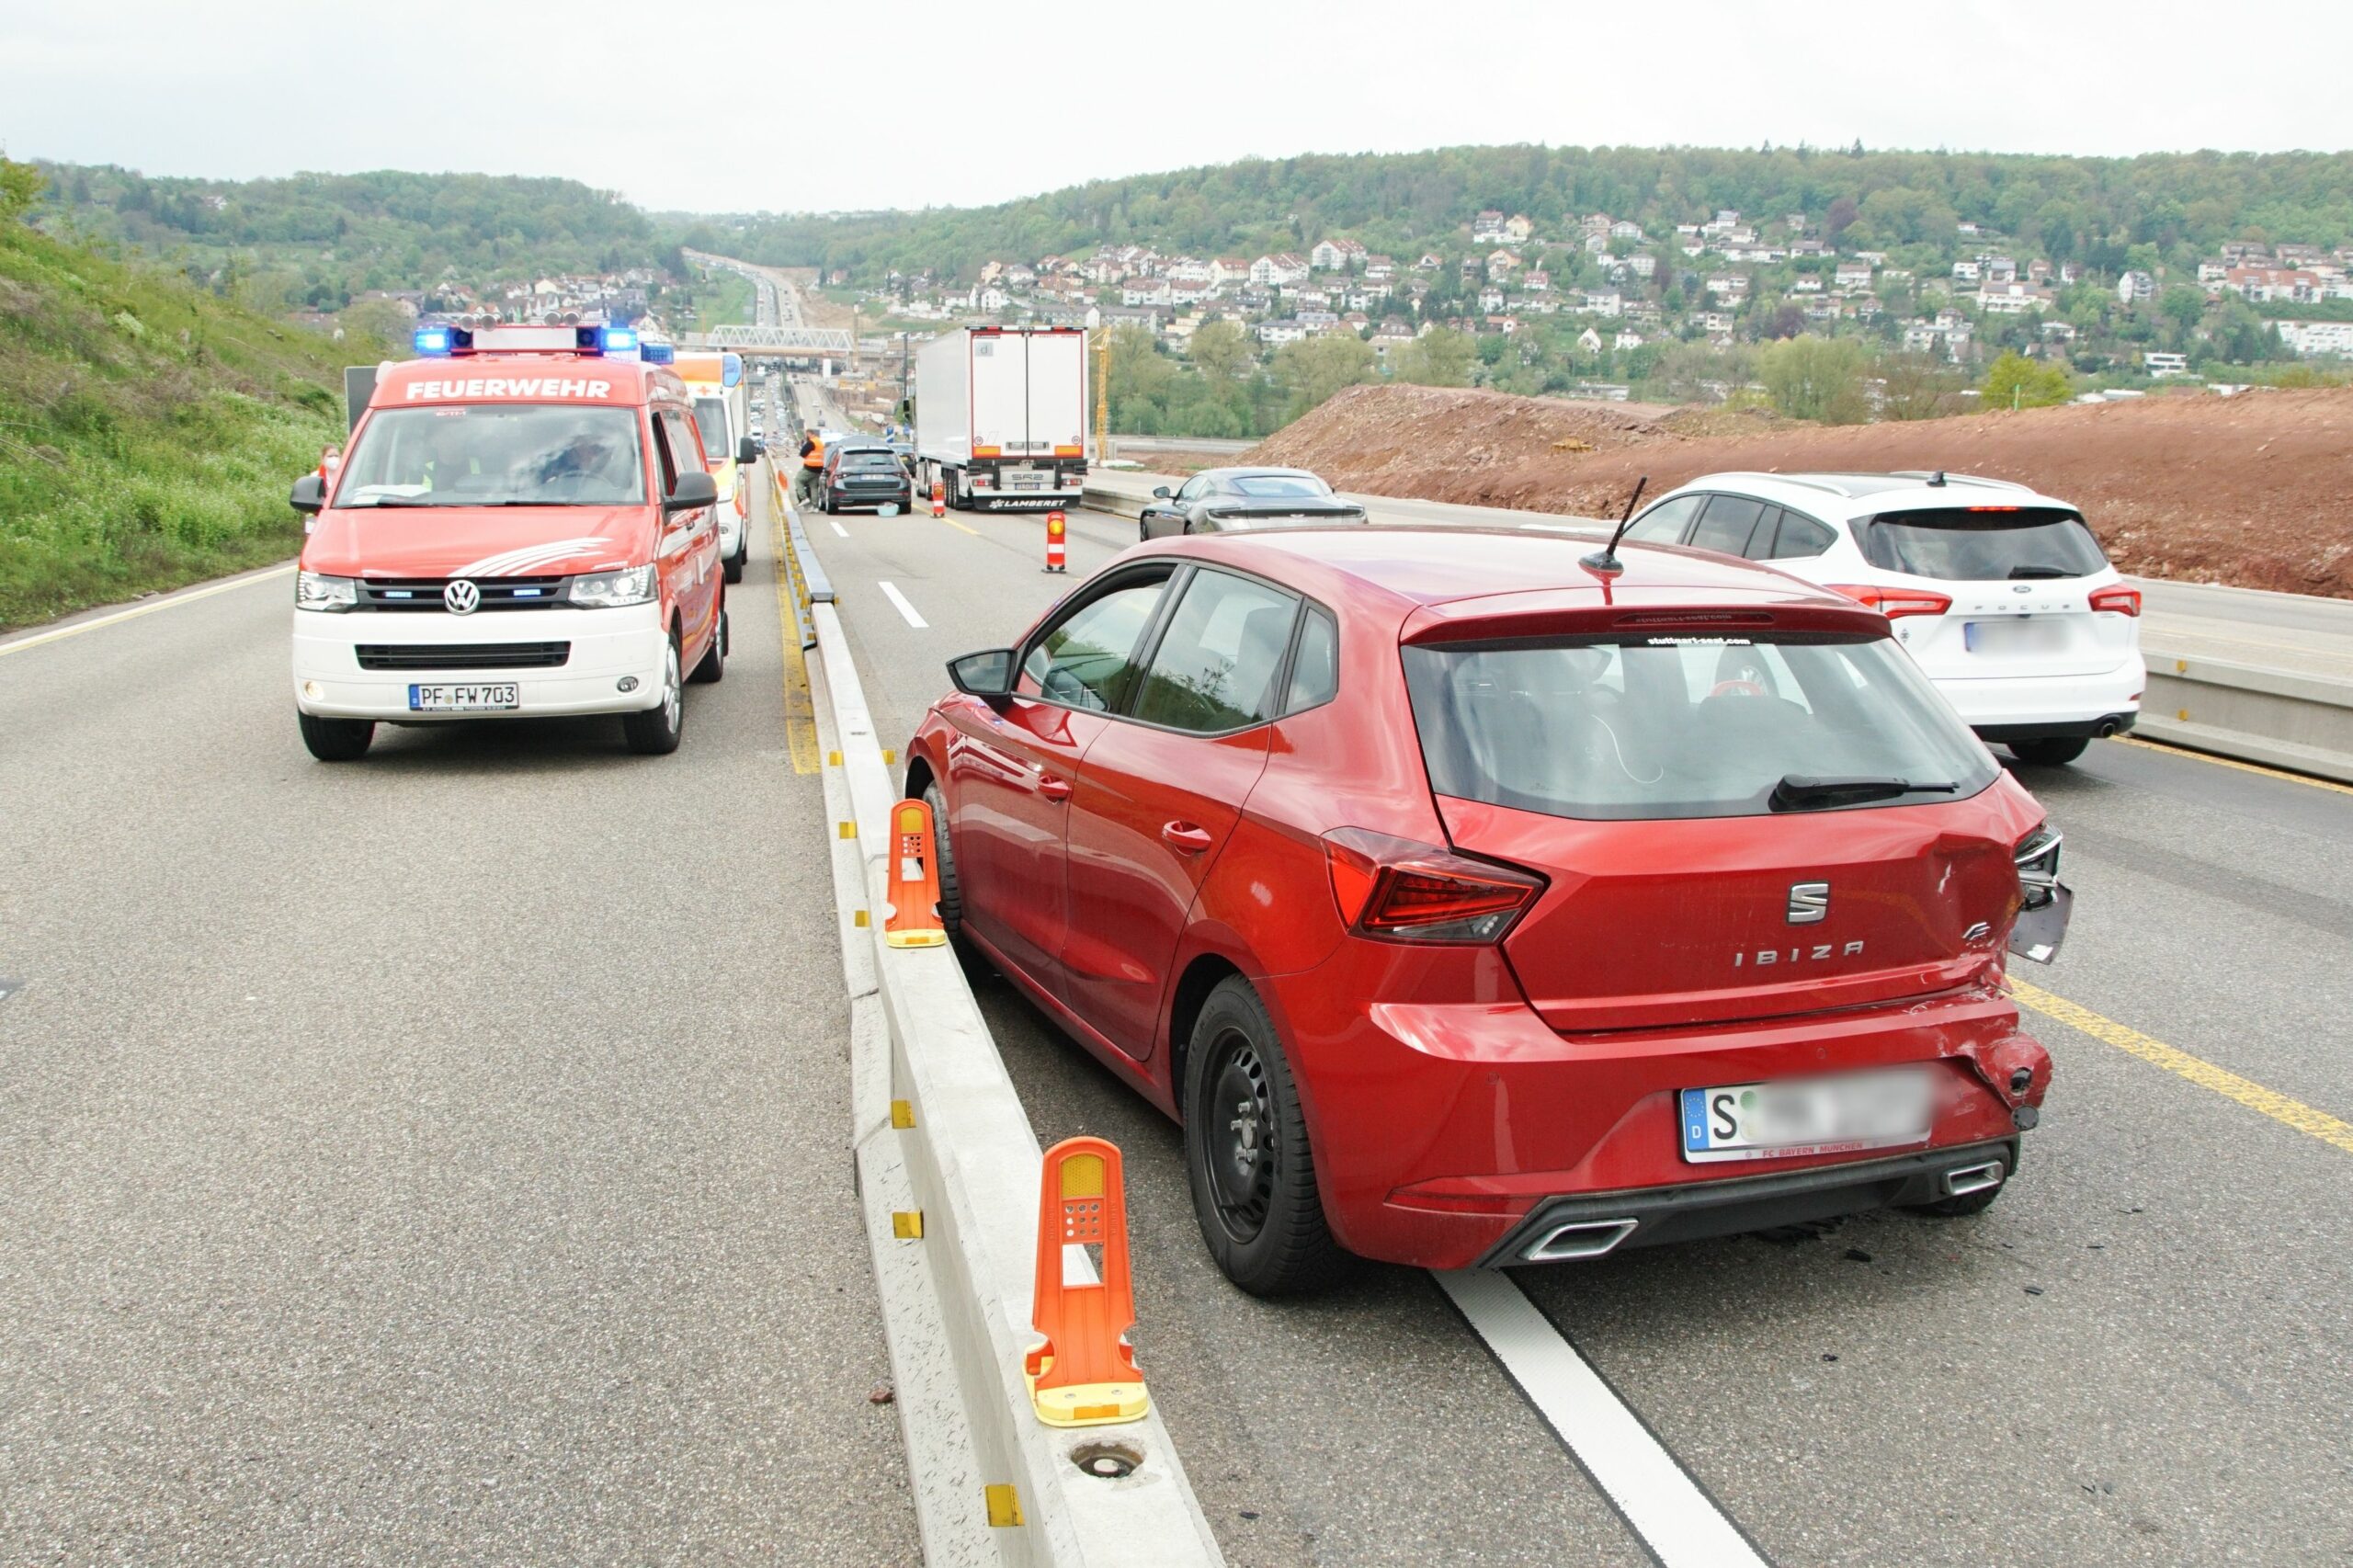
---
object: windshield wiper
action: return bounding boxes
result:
[347,495,449,507]
[1771,775,1959,812]
[2006,564,2072,579]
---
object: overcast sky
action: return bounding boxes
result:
[4,0,2347,215]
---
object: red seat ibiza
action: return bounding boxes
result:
[904,528,2066,1294]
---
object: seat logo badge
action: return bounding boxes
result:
[1787,881,1830,925]
[444,579,481,615]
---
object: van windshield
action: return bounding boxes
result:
[337,405,645,507]
[1402,634,1996,821]
[691,397,733,463]
[1859,506,2108,580]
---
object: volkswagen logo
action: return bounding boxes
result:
[443,579,481,615]
[1787,881,1830,925]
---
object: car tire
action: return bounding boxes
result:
[1183,976,1348,1297]
[298,710,374,762]
[922,781,963,938]
[689,606,726,684]
[2008,737,2090,767]
[722,534,746,584]
[1139,519,1151,542]
[622,632,685,756]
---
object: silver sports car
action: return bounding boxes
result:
[1136,467,1370,540]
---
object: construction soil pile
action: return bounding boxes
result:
[1244,383,2353,597]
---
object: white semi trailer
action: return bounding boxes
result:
[912,327,1089,511]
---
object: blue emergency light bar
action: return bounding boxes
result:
[408,323,646,359]
[642,341,676,365]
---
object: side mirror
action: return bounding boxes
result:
[737,436,760,466]
[947,647,1017,699]
[290,473,326,515]
[1151,485,1172,499]
[665,469,719,513]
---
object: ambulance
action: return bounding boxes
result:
[288,322,730,762]
[673,351,756,582]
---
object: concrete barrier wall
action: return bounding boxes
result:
[779,483,1224,1568]
[2136,648,2353,783]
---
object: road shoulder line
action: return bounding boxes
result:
[1436,1269,1771,1568]
[0,562,296,656]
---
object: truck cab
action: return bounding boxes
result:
[289,323,728,761]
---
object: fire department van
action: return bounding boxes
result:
[673,350,756,583]
[288,323,729,761]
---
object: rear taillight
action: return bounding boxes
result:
[1322,828,1545,944]
[2088,585,2142,616]
[1828,584,1953,619]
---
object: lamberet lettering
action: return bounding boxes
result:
[404,378,616,401]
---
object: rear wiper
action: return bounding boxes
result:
[1771,775,1959,811]
[2006,564,2071,579]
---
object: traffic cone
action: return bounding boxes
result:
[1025,1137,1148,1427]
[882,800,949,949]
[929,479,946,518]
[1044,511,1067,574]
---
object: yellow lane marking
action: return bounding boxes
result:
[2009,977,2353,1155]
[942,517,981,536]
[2106,733,2353,798]
[0,565,295,656]
[768,501,821,775]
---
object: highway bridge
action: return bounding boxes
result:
[4,407,2349,1565]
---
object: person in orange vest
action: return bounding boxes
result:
[796,430,824,506]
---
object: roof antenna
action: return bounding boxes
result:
[1581,475,1650,575]
[1928,469,1947,487]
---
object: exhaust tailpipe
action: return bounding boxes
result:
[1521,1218,1639,1263]
[1943,1160,2006,1199]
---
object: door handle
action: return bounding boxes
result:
[1038,774,1074,802]
[1162,822,1214,854]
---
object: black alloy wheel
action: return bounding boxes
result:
[1182,976,1347,1295]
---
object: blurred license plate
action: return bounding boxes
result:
[1964,618,2067,654]
[1679,1067,1933,1163]
[408,683,518,711]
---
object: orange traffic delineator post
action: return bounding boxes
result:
[883,799,949,949]
[1025,1136,1148,1427]
[929,479,946,518]
[1044,510,1067,574]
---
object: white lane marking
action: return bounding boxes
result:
[828,517,849,539]
[878,581,928,630]
[0,565,295,657]
[1436,1269,1769,1568]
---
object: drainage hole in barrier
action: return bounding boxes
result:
[1072,1441,1142,1480]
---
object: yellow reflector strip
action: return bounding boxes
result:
[984,1483,1023,1527]
[1060,1153,1105,1199]
[892,1210,924,1239]
[891,1099,915,1129]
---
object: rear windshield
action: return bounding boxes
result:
[337,405,645,507]
[1858,506,2107,580]
[840,450,900,470]
[1403,635,1996,821]
[1225,475,1330,498]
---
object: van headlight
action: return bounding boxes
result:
[567,565,657,608]
[296,571,357,612]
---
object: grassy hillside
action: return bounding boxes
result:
[0,206,373,630]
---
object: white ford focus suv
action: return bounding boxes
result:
[1620,472,2143,765]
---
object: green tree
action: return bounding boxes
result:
[1392,328,1475,386]
[1188,318,1254,381]
[2158,284,2205,333]
[0,152,42,222]
[1756,335,1870,423]
[1272,333,1375,415]
[1979,349,2073,409]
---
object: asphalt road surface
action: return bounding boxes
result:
[0,486,920,1564]
[812,498,2353,1567]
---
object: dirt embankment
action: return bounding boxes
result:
[1244,384,2353,597]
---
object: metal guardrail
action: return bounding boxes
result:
[779,492,1224,1567]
